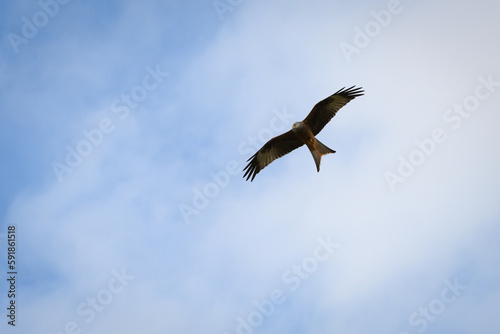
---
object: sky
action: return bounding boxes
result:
[0,0,499,333]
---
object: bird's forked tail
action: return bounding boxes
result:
[310,139,336,172]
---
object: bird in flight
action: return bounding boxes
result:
[243,86,364,181]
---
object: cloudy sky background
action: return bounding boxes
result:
[1,0,499,333]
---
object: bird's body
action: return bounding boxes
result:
[243,86,364,181]
[291,121,335,172]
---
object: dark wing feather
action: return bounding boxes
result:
[243,130,303,182]
[303,86,364,135]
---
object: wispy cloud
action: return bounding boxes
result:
[1,0,500,333]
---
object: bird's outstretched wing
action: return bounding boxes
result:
[303,86,364,136]
[243,130,303,182]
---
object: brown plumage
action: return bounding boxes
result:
[243,86,364,181]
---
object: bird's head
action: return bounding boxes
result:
[292,122,302,129]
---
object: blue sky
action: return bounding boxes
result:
[1,0,500,333]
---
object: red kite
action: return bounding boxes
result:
[243,86,364,181]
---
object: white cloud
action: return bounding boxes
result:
[2,0,500,333]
